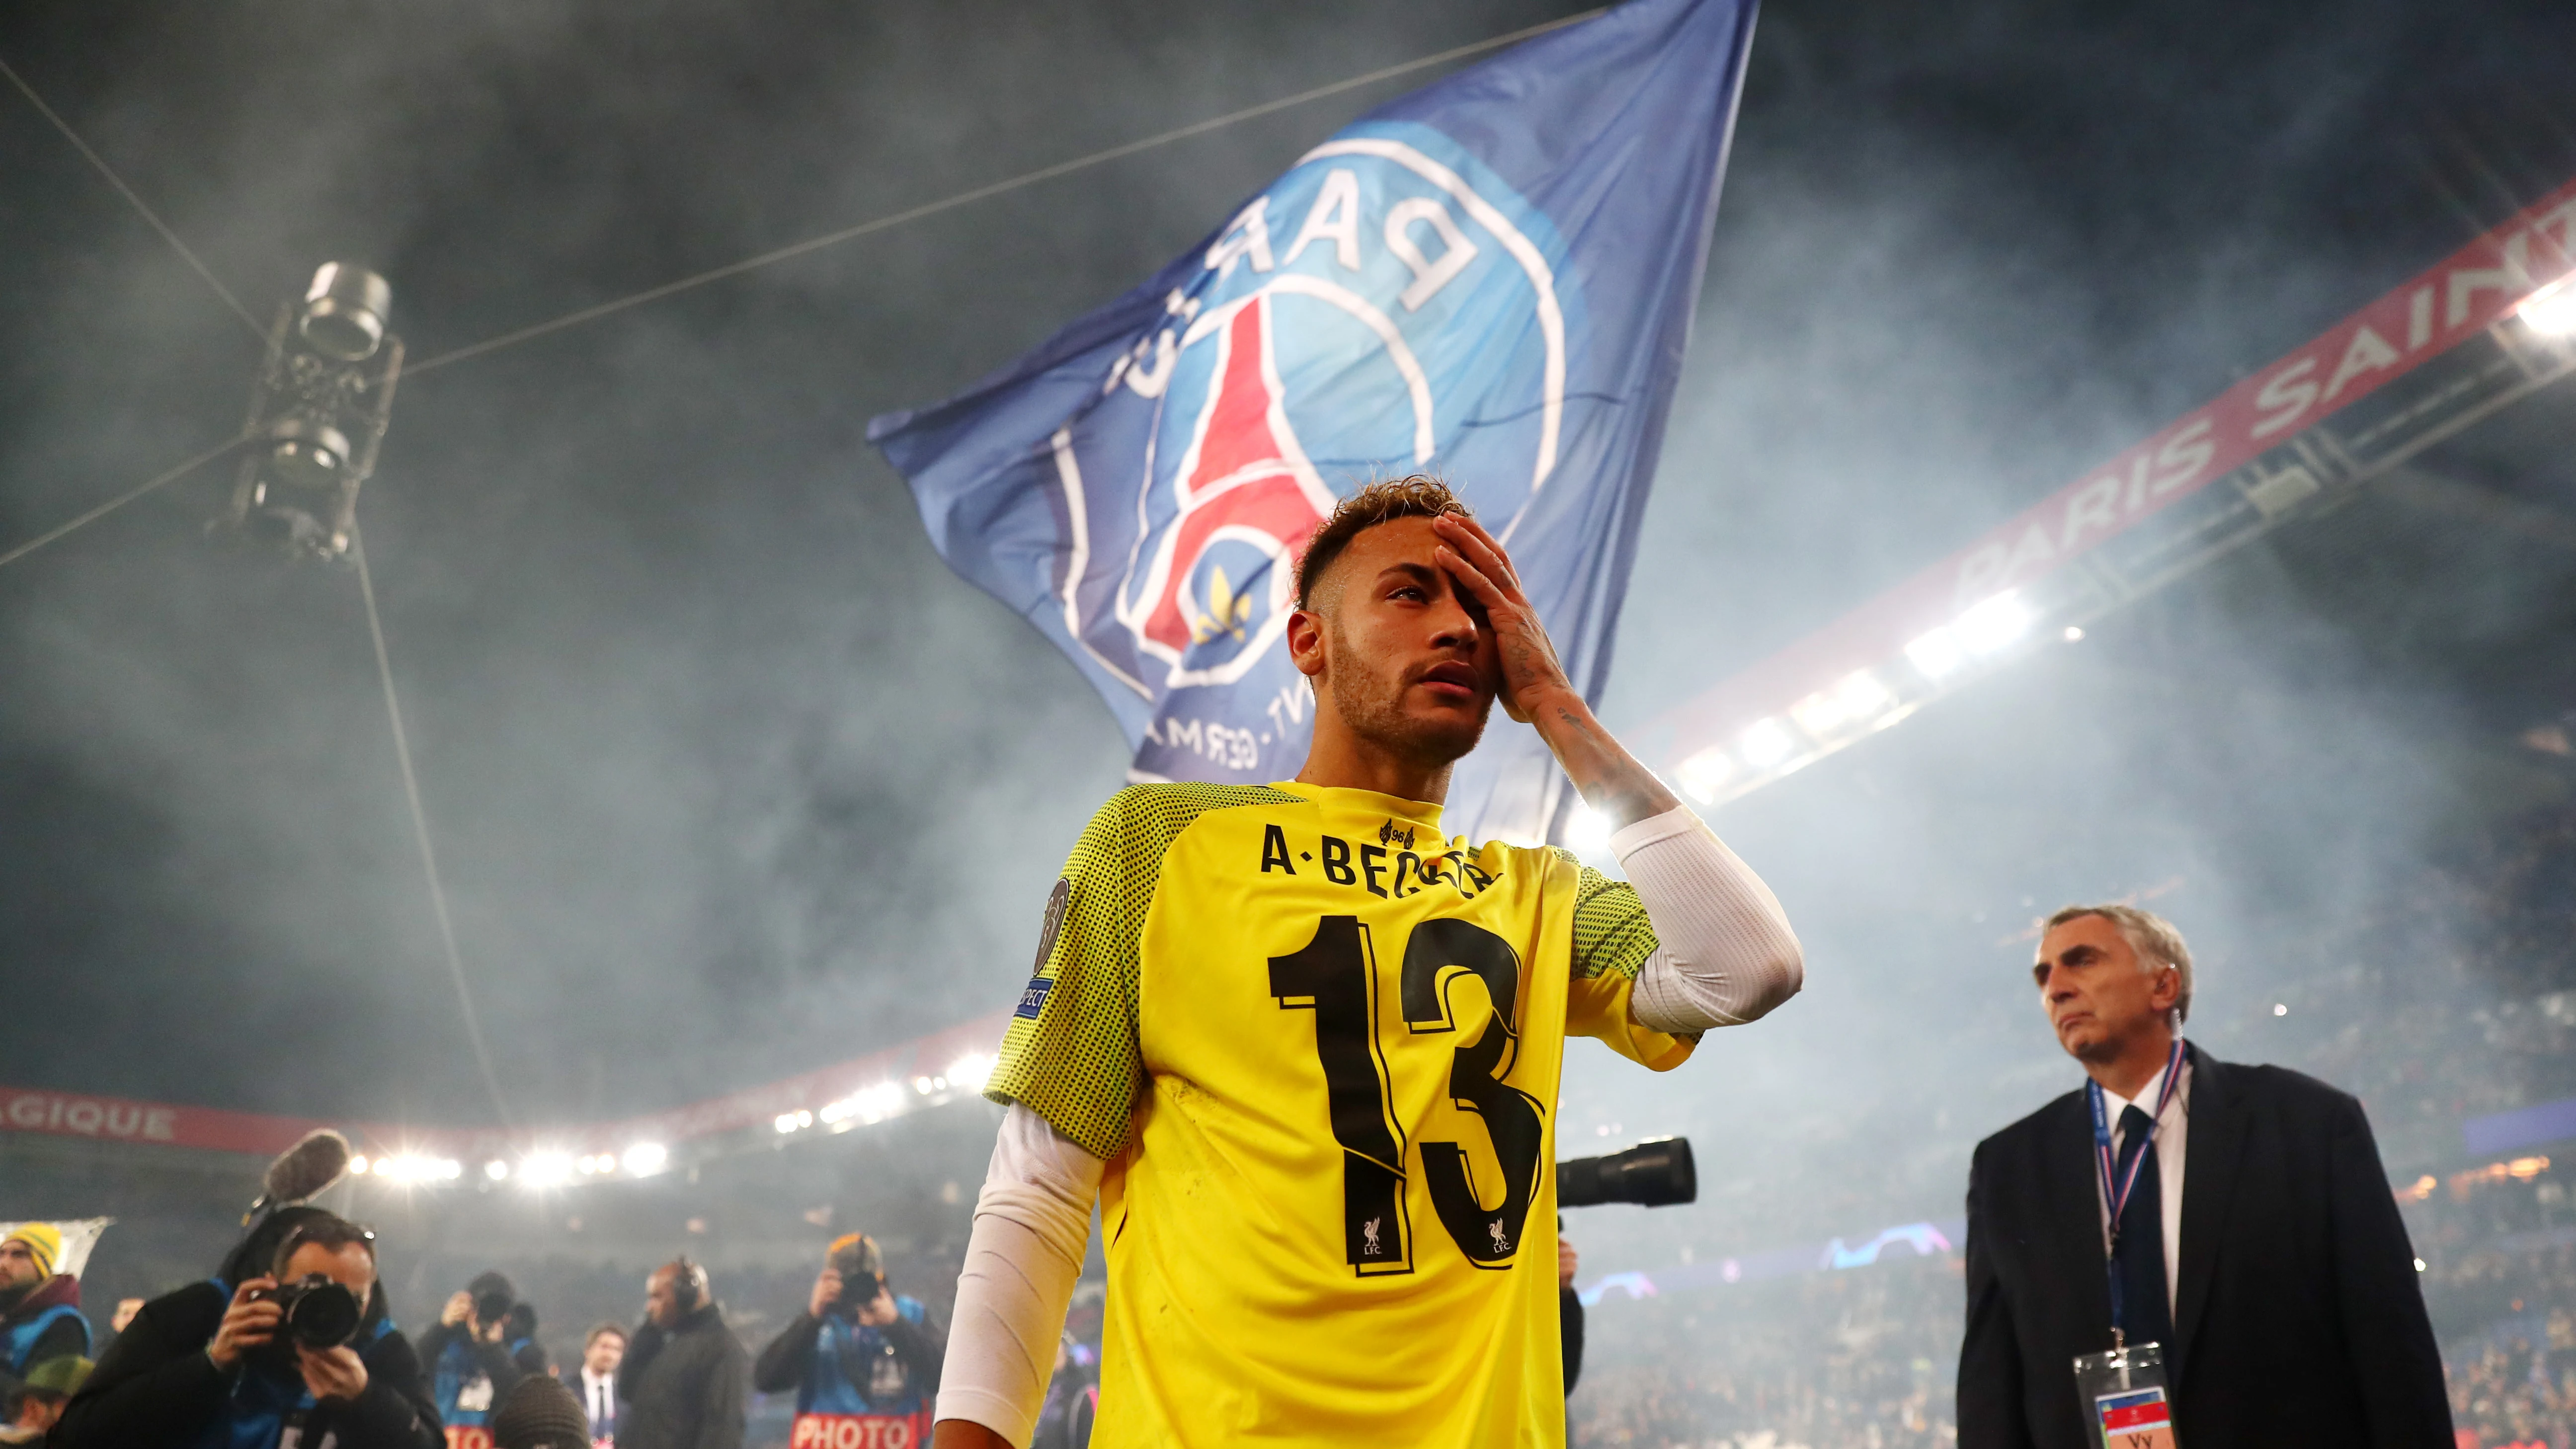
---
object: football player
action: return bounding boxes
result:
[935,477,1804,1448]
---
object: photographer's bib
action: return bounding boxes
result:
[791,1411,930,1449]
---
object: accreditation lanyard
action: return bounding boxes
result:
[2087,1036,2185,1337]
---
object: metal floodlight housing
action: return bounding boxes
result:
[297,262,392,362]
[263,416,353,490]
[216,265,402,564]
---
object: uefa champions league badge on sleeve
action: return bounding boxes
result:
[2073,1341,2176,1449]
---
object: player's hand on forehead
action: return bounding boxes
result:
[1430,510,1568,725]
[1430,511,1524,595]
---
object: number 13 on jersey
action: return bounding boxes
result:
[1270,914,1546,1277]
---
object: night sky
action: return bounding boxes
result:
[3,0,2573,1151]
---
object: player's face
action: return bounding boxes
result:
[1305,516,1500,766]
[2033,915,2175,1064]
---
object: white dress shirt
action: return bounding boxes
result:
[2092,1055,2191,1319]
[581,1367,617,1436]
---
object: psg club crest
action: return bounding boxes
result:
[875,0,1757,840]
[1050,126,1576,781]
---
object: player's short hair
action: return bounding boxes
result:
[584,1320,626,1349]
[2044,903,2194,1022]
[1295,476,1471,610]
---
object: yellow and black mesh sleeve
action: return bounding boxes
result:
[1556,850,1695,1069]
[984,782,1302,1159]
[1560,852,1659,982]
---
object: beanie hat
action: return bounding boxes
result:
[2,1223,61,1279]
[488,1372,591,1449]
[22,1355,91,1397]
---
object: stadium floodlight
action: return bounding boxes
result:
[378,1153,455,1183]
[622,1142,669,1177]
[2517,277,2576,338]
[347,1155,370,1176]
[1953,591,2032,654]
[262,416,353,490]
[1832,670,1896,723]
[1675,748,1733,805]
[216,262,402,563]
[774,1113,800,1134]
[820,1081,907,1127]
[519,1153,572,1188]
[1788,689,1845,738]
[1563,804,1612,854]
[298,263,392,362]
[1905,627,1965,679]
[1738,718,1796,769]
[947,1053,998,1093]
[483,1160,510,1181]
[1789,670,1897,738]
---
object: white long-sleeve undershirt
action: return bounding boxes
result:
[1616,804,1805,1031]
[933,803,1801,1442]
[937,1104,1107,1446]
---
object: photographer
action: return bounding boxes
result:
[51,1206,440,1449]
[751,1233,943,1436]
[419,1271,546,1429]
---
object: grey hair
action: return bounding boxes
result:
[2044,903,2194,1023]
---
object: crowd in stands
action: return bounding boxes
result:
[1570,1258,1960,1449]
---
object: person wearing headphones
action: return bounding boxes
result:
[617,1259,744,1449]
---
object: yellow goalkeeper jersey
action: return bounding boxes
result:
[984,781,1694,1449]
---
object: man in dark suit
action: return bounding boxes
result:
[564,1321,623,1444]
[1959,903,2450,1449]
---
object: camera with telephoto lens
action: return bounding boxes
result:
[259,1274,364,1349]
[1557,1136,1695,1208]
[830,1235,887,1300]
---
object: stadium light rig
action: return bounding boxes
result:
[1675,592,2044,806]
[2517,277,2576,338]
[213,262,402,562]
[1653,181,2576,814]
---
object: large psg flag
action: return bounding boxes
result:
[871,0,1756,843]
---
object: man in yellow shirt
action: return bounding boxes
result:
[936,477,1804,1449]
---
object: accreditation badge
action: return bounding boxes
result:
[2073,1341,2177,1449]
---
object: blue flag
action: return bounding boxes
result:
[870,0,1756,842]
